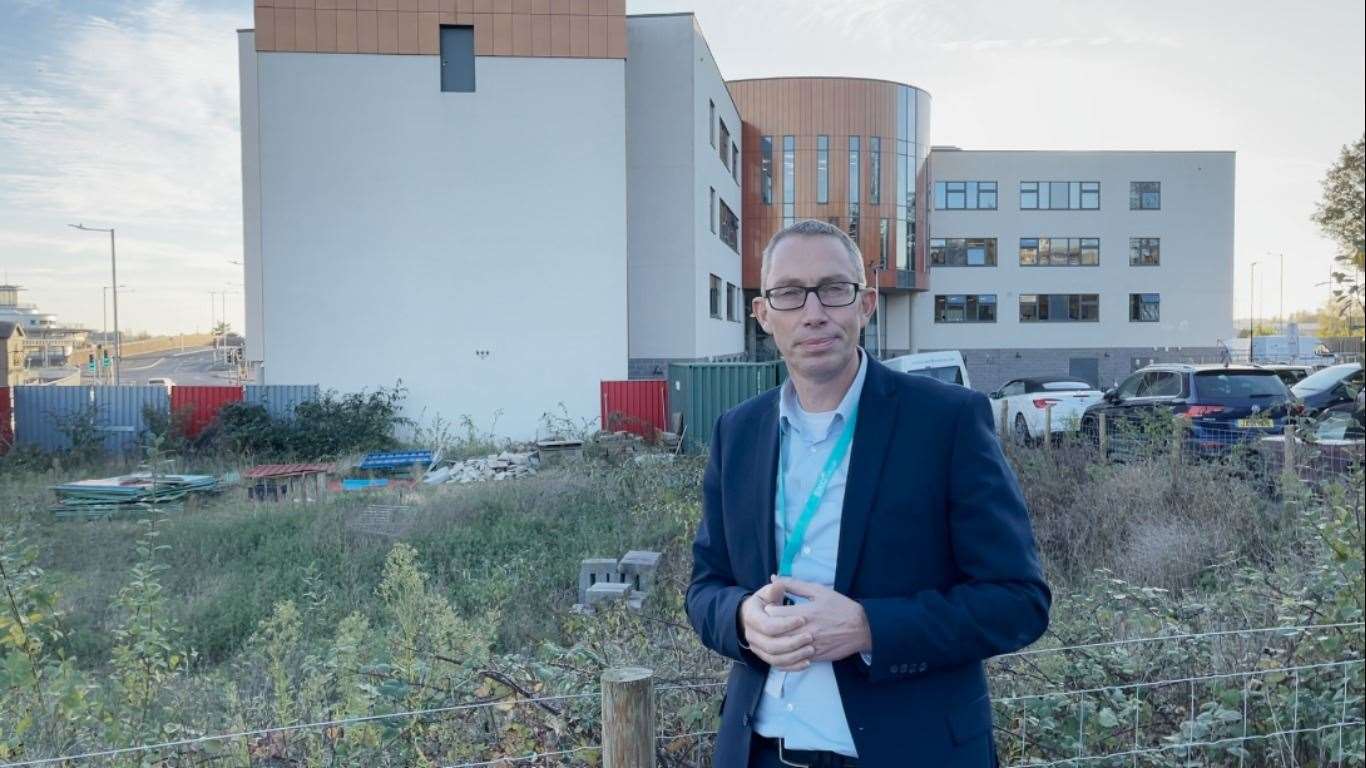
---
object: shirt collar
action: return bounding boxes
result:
[779,348,868,440]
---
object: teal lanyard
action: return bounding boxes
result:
[776,404,859,577]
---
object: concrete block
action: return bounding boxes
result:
[578,558,621,604]
[619,550,661,593]
[586,581,632,606]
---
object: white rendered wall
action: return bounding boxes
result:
[238,32,263,367]
[625,16,695,360]
[241,38,627,437]
[918,150,1235,351]
[689,16,744,358]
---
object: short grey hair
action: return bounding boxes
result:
[760,218,867,290]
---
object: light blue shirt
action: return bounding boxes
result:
[752,349,869,757]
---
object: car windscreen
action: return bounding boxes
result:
[1293,364,1361,395]
[907,365,963,385]
[1194,371,1287,400]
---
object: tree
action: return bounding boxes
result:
[1311,136,1365,322]
[211,321,232,336]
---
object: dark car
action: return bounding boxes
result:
[1257,402,1366,490]
[1082,364,1293,458]
[1257,364,1315,387]
[1290,363,1363,413]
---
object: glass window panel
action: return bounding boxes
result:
[1080,238,1099,265]
[979,181,997,210]
[966,244,986,266]
[870,138,881,204]
[1049,182,1069,210]
[934,182,947,210]
[965,181,978,209]
[1070,181,1081,209]
[760,136,773,205]
[1080,181,1099,209]
[1020,238,1038,265]
[848,136,860,205]
[817,135,829,204]
[979,295,996,322]
[945,181,966,209]
[1020,181,1038,209]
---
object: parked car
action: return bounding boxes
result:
[1257,402,1365,489]
[884,350,971,388]
[1256,363,1315,387]
[988,377,1104,443]
[1290,363,1363,413]
[1081,364,1293,458]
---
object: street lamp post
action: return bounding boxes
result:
[1250,261,1261,362]
[70,224,121,384]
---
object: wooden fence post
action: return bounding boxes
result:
[1282,425,1297,491]
[1098,413,1109,462]
[1043,404,1053,451]
[602,667,655,768]
[1170,415,1184,475]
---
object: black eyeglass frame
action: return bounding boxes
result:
[761,281,867,311]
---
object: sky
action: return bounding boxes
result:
[0,0,1362,335]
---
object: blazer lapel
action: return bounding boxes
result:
[751,394,781,579]
[834,358,899,595]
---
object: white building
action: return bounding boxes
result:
[238,8,1237,431]
[919,149,1235,389]
[238,7,629,437]
[624,13,745,379]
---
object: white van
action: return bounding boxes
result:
[883,351,972,389]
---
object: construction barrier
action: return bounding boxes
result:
[600,380,669,439]
[170,385,244,438]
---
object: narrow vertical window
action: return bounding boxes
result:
[782,135,795,227]
[868,137,881,205]
[709,187,716,234]
[709,100,715,147]
[760,136,773,205]
[848,136,860,239]
[816,135,829,204]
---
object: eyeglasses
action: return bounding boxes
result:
[763,282,864,311]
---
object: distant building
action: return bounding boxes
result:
[0,284,88,368]
[239,8,1235,434]
[0,321,25,386]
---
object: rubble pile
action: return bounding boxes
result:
[423,451,539,485]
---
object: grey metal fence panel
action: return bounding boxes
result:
[245,384,320,421]
[94,386,169,454]
[13,386,93,452]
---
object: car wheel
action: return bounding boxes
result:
[1013,413,1031,446]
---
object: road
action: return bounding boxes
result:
[81,347,238,387]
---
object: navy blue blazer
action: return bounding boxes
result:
[686,356,1051,767]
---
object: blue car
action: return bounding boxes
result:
[1081,364,1293,458]
[1290,363,1364,414]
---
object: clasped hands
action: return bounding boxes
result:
[740,575,872,671]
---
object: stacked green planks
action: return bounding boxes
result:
[51,474,220,520]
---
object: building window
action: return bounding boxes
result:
[439,26,475,92]
[709,275,721,319]
[726,283,737,321]
[1129,237,1160,266]
[869,137,881,205]
[718,119,731,170]
[731,143,740,183]
[1130,181,1160,210]
[879,218,890,269]
[935,294,997,323]
[1019,293,1100,322]
[783,135,796,227]
[816,135,829,204]
[709,187,716,234]
[719,200,739,252]
[1130,293,1160,322]
[1020,181,1100,210]
[930,238,997,267]
[732,283,744,322]
[934,181,997,210]
[708,100,715,147]
[760,136,774,205]
[848,136,860,240]
[1018,237,1100,266]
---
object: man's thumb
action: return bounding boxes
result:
[758,576,785,604]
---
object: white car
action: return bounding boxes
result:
[988,377,1103,443]
[884,350,971,388]
[147,377,174,392]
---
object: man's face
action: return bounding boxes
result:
[752,235,876,382]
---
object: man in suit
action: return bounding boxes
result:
[686,219,1051,767]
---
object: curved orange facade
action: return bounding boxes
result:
[728,77,931,294]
